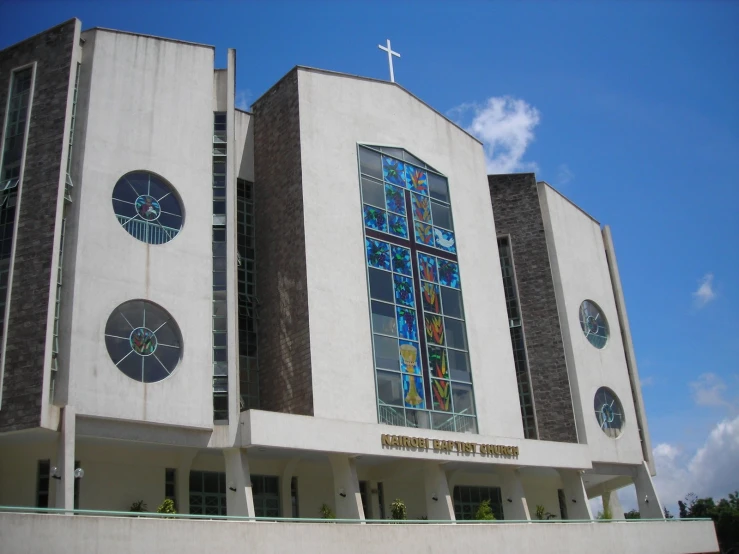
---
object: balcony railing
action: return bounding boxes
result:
[116,216,179,245]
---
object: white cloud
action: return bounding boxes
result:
[235,89,252,111]
[449,97,540,174]
[650,416,739,512]
[604,417,739,516]
[690,373,732,410]
[556,163,574,185]
[640,376,655,387]
[692,273,716,308]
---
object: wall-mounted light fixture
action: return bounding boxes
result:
[228,482,237,492]
[339,489,347,498]
[431,494,438,502]
[644,495,649,504]
[51,467,85,480]
[507,498,513,503]
[571,499,577,503]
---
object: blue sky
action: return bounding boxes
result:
[2,0,737,512]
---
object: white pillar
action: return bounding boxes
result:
[557,470,592,520]
[499,468,530,521]
[176,451,197,514]
[280,458,300,518]
[632,462,664,519]
[223,448,255,517]
[328,454,363,520]
[423,463,455,521]
[603,490,625,520]
[54,406,75,511]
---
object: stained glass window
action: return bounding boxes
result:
[111,171,183,245]
[594,387,624,438]
[579,300,609,349]
[359,145,476,434]
[104,300,182,383]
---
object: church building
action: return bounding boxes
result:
[1,18,669,529]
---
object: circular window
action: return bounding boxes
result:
[112,171,183,244]
[594,387,624,438]
[104,300,182,383]
[579,300,609,349]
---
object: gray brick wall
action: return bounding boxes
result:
[0,20,75,432]
[488,173,578,443]
[252,69,314,415]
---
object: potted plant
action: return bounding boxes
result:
[129,500,147,514]
[390,498,407,521]
[474,499,496,520]
[156,499,177,518]
[319,503,335,519]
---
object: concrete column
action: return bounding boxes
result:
[499,468,530,521]
[54,406,75,511]
[223,448,255,517]
[632,461,664,519]
[328,454,364,520]
[280,458,300,518]
[423,463,455,521]
[603,490,625,520]
[557,470,592,520]
[176,451,197,514]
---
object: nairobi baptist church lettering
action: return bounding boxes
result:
[381,434,520,457]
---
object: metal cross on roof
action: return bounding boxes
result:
[378,39,400,83]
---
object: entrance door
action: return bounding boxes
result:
[251,475,279,517]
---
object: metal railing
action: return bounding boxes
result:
[116,216,179,245]
[0,506,712,525]
[378,401,411,427]
[378,402,475,433]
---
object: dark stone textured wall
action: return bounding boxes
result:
[489,173,578,443]
[0,20,76,432]
[252,69,313,415]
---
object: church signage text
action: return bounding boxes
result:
[380,434,519,457]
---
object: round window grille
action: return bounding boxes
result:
[579,300,609,349]
[594,387,624,438]
[104,300,182,383]
[111,171,183,244]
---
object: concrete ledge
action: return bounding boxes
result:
[0,513,719,554]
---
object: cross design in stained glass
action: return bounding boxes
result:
[359,145,477,433]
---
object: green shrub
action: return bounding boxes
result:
[535,504,556,520]
[156,499,177,515]
[129,500,147,513]
[390,498,407,520]
[474,499,496,520]
[320,503,335,519]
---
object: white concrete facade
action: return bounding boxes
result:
[538,184,644,466]
[298,69,524,438]
[58,29,218,429]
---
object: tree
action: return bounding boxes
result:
[678,491,739,553]
[624,509,640,519]
[663,507,673,519]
